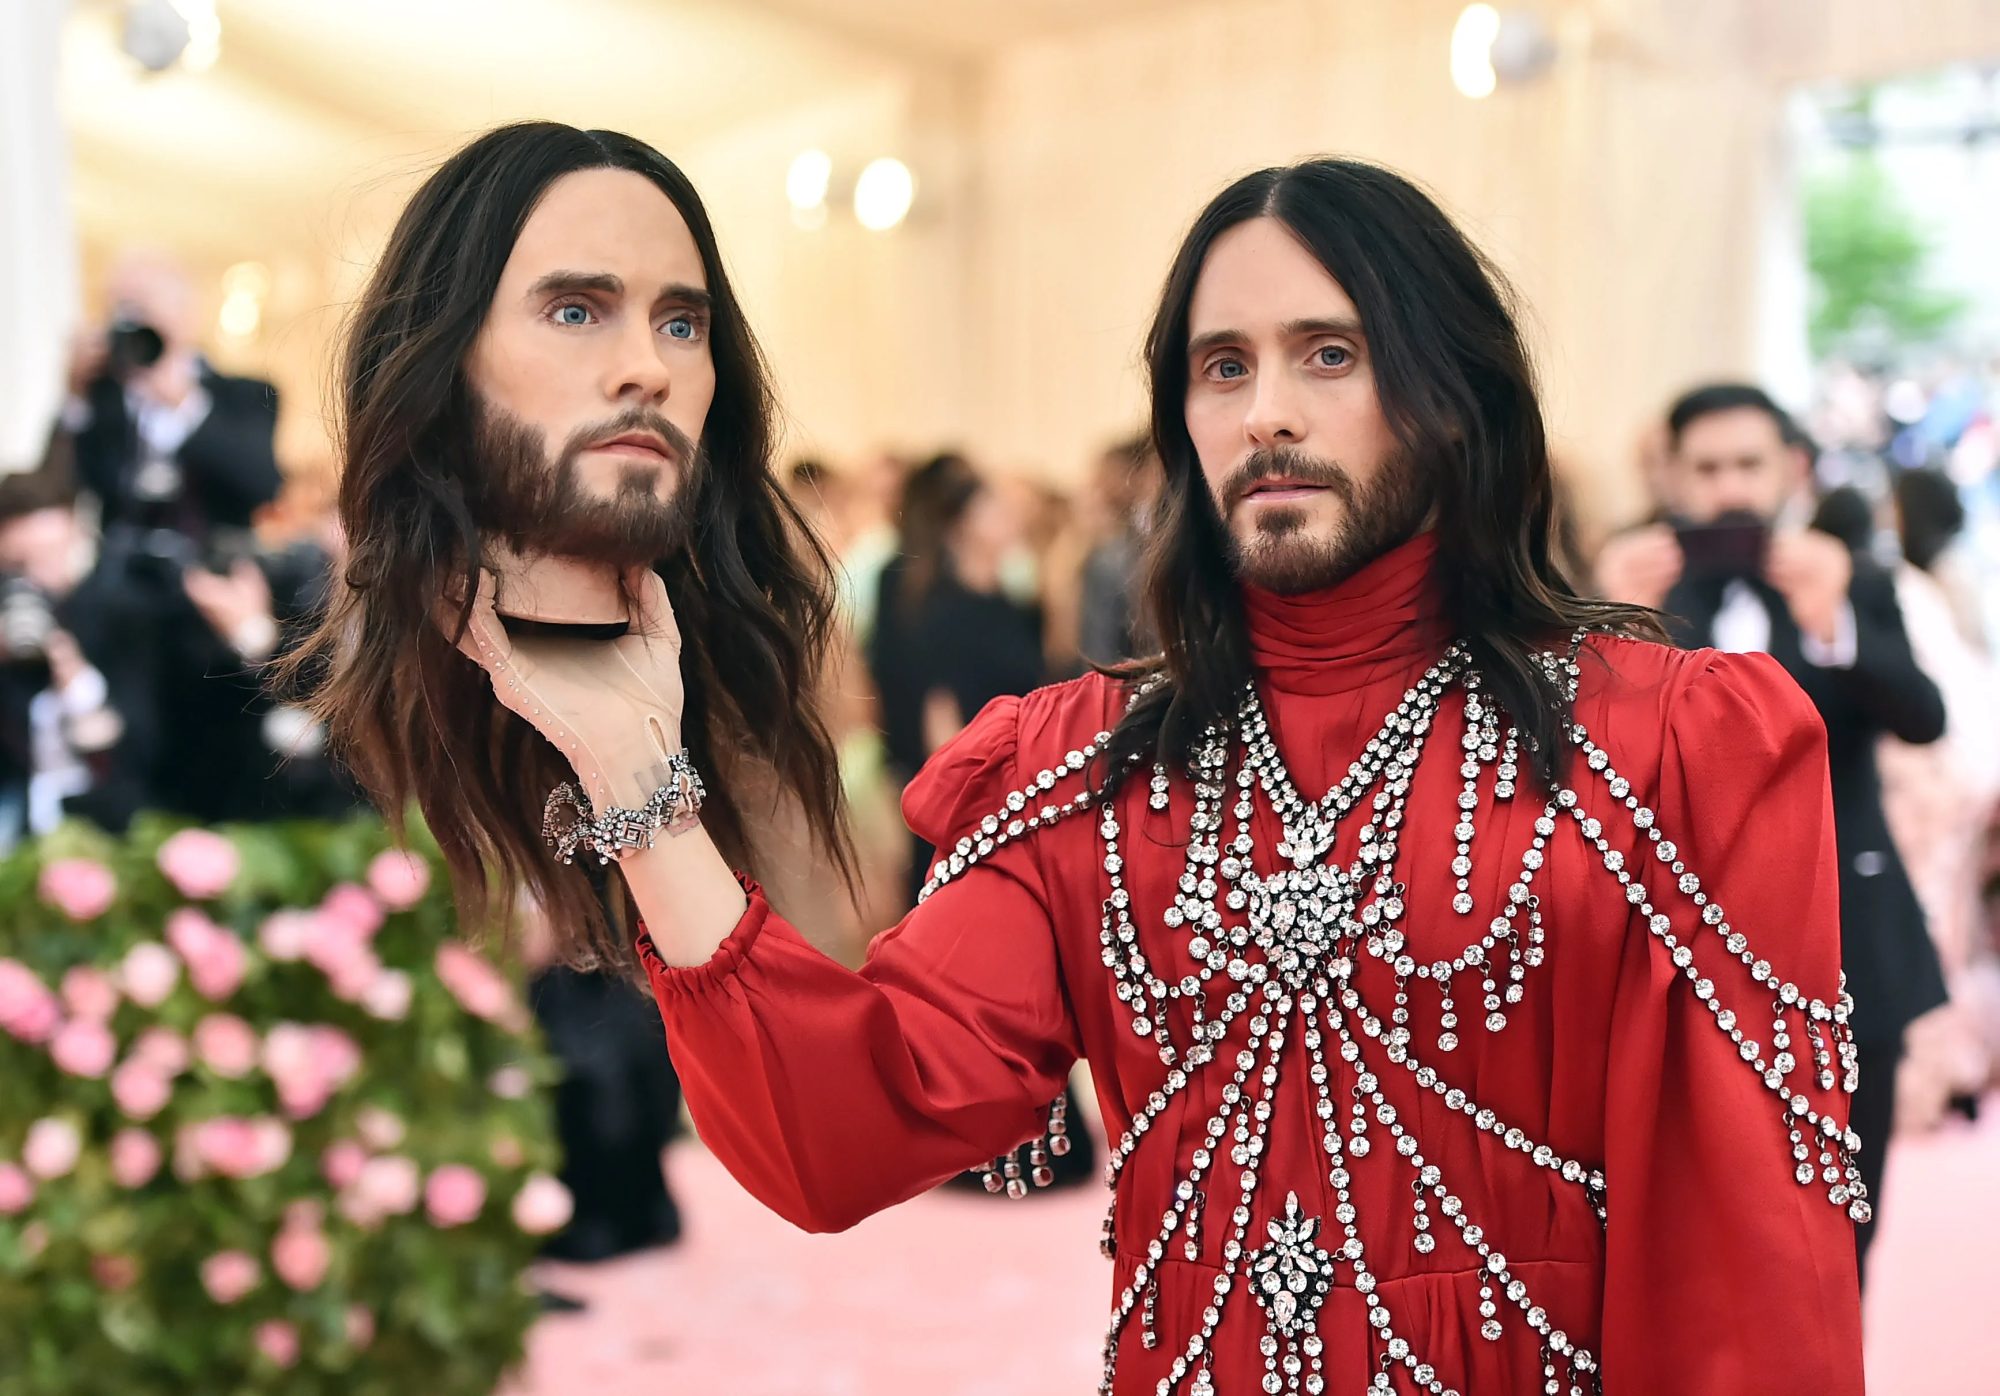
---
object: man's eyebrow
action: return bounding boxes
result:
[1186,317,1365,359]
[525,271,714,313]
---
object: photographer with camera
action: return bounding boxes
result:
[62,250,291,823]
[1593,382,1948,1281]
[0,443,151,850]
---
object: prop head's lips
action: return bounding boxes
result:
[1240,477,1328,502]
[589,432,676,464]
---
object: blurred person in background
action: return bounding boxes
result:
[0,436,148,847]
[1595,382,1947,1277]
[1871,470,2000,1126]
[1076,432,1161,667]
[63,248,292,823]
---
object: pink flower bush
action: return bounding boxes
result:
[343,1154,419,1225]
[435,944,518,1025]
[272,1217,331,1290]
[157,829,241,900]
[200,1250,260,1304]
[110,1060,172,1120]
[130,1025,189,1075]
[254,1319,300,1368]
[321,1140,367,1190]
[92,1253,141,1291]
[23,1118,82,1180]
[0,1162,34,1214]
[60,966,119,1021]
[257,910,317,962]
[345,1305,376,1351]
[302,907,380,1002]
[109,1128,163,1188]
[490,1134,524,1169]
[356,1106,405,1152]
[263,1023,362,1119]
[117,941,179,1007]
[488,1065,532,1099]
[366,849,431,910]
[424,1164,486,1227]
[38,858,116,921]
[193,1014,259,1079]
[165,909,248,1001]
[360,968,413,1021]
[186,1116,291,1180]
[510,1173,574,1235]
[49,1018,116,1078]
[0,959,60,1043]
[320,883,385,939]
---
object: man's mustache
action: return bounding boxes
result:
[555,408,698,471]
[1220,447,1354,511]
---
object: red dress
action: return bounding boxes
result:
[640,535,1864,1395]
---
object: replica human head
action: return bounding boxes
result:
[293,123,849,966]
[1660,384,1811,527]
[1102,158,1656,789]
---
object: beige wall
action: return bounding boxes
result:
[63,0,2000,526]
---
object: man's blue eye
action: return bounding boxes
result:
[1319,346,1350,367]
[554,304,591,326]
[664,317,696,340]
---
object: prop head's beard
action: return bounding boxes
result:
[463,394,704,569]
[1218,443,1431,595]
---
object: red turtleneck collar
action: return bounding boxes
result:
[1241,532,1447,697]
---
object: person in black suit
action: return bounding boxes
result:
[1594,383,1947,1280]
[64,252,285,822]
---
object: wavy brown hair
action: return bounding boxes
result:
[283,123,852,969]
[1100,159,1660,794]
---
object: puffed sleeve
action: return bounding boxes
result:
[636,694,1080,1233]
[1597,651,1863,1392]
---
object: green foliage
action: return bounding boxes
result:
[1804,153,1967,356]
[0,816,561,1396]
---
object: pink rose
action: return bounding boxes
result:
[361,968,413,1021]
[194,1014,259,1079]
[271,1222,331,1291]
[355,1106,405,1152]
[118,942,180,1007]
[321,1140,367,1190]
[354,1154,419,1216]
[60,966,119,1021]
[488,1065,531,1099]
[257,910,317,962]
[200,1249,260,1304]
[38,858,116,921]
[49,1017,117,1078]
[263,1023,361,1119]
[320,883,385,939]
[23,1118,82,1180]
[92,1253,141,1291]
[130,1025,189,1075]
[510,1173,574,1235]
[191,1116,291,1179]
[424,1163,486,1227]
[434,943,518,1024]
[0,959,60,1043]
[345,1305,375,1351]
[110,1060,172,1120]
[0,1162,34,1214]
[254,1320,300,1369]
[109,1128,163,1187]
[367,849,432,910]
[166,909,248,1001]
[156,828,241,900]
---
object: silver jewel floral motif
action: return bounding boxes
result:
[918,638,1860,1396]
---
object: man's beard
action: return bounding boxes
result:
[1217,444,1431,595]
[462,395,703,569]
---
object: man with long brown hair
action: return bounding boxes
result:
[292,122,855,1266]
[370,151,1863,1390]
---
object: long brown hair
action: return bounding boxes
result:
[284,123,852,969]
[1100,159,1660,793]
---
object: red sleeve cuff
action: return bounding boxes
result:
[634,872,772,1000]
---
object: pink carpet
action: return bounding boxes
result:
[511,1098,2000,1395]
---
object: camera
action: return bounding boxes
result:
[106,317,167,379]
[0,575,57,689]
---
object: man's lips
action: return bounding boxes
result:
[1240,478,1328,502]
[589,433,676,463]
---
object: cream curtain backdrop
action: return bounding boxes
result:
[2,0,79,476]
[44,0,2000,514]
